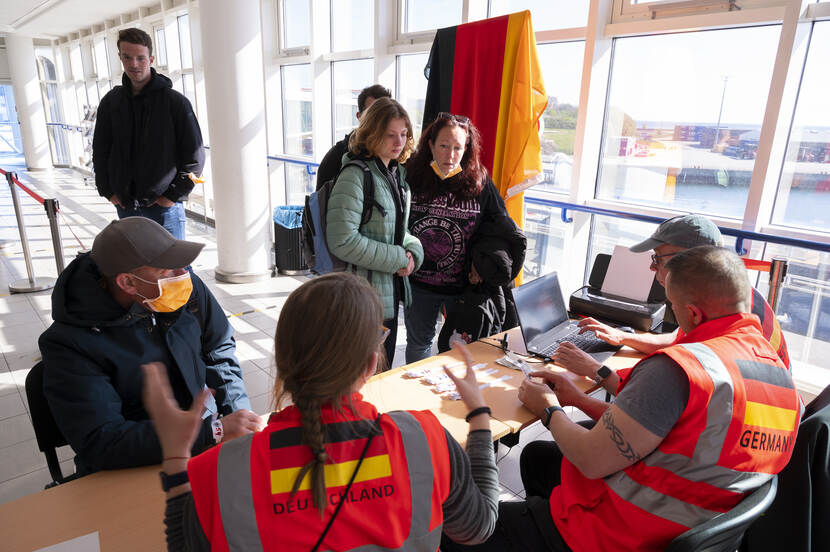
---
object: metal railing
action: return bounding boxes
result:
[525,196,830,256]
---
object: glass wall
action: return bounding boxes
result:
[535,41,585,194]
[596,26,781,219]
[772,20,830,234]
[396,53,429,139]
[403,0,463,34]
[489,0,590,30]
[332,58,373,141]
[282,0,311,49]
[281,64,313,157]
[331,0,373,51]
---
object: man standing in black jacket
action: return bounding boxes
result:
[315,84,391,189]
[93,27,204,239]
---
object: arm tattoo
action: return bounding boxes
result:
[601,410,642,463]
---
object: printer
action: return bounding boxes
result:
[569,253,668,332]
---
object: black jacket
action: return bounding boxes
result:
[437,203,526,351]
[316,132,351,190]
[742,386,830,552]
[38,254,250,475]
[93,68,205,206]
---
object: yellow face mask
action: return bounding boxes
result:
[131,272,193,313]
[431,160,462,180]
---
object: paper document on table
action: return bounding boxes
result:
[35,532,100,552]
[600,245,654,302]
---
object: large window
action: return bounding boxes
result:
[332,59,373,141]
[535,41,585,193]
[489,0,589,30]
[596,26,781,219]
[331,0,373,51]
[396,53,429,139]
[772,20,830,234]
[281,64,313,157]
[281,0,311,49]
[762,243,830,387]
[93,38,109,79]
[154,26,168,67]
[178,14,193,68]
[403,0,462,34]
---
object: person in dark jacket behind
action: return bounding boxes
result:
[404,113,522,363]
[93,27,204,239]
[39,217,261,476]
[315,84,391,189]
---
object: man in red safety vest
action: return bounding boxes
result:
[442,246,801,552]
[552,214,789,397]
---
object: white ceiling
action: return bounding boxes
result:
[0,0,155,40]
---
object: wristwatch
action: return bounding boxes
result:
[543,405,565,428]
[593,365,613,384]
[159,470,189,492]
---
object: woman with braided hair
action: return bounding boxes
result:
[144,272,499,551]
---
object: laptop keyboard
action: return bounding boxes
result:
[539,327,607,357]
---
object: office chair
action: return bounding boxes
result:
[741,384,830,551]
[24,361,77,488]
[665,475,778,552]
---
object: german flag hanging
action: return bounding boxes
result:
[423,10,547,228]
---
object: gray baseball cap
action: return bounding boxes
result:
[629,214,723,253]
[90,217,204,276]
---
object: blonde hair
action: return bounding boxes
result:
[273,273,383,516]
[348,97,415,163]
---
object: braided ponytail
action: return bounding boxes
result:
[291,398,329,516]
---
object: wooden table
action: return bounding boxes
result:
[366,326,642,437]
[0,465,165,551]
[0,327,643,551]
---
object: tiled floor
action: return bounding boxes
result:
[0,156,569,506]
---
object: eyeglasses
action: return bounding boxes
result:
[380,326,391,342]
[650,252,679,266]
[437,112,470,124]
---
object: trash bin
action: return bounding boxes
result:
[273,206,307,275]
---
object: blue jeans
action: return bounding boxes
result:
[404,286,460,364]
[116,202,186,239]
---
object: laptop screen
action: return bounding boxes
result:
[514,271,569,350]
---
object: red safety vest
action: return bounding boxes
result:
[551,313,800,552]
[188,394,452,551]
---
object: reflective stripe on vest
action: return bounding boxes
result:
[349,411,442,552]
[606,342,772,528]
[216,433,264,552]
[215,411,440,551]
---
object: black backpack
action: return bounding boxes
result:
[302,159,386,274]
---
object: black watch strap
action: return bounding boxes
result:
[594,365,613,384]
[160,470,189,492]
[543,405,565,428]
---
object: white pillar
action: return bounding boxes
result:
[6,35,51,170]
[199,0,271,283]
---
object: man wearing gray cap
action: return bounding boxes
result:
[551,213,789,403]
[39,217,261,475]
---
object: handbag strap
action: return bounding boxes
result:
[310,415,382,552]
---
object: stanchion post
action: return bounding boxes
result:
[768,258,788,313]
[5,171,55,293]
[44,198,65,274]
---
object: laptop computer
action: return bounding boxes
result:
[513,271,621,363]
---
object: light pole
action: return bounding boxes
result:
[711,76,729,152]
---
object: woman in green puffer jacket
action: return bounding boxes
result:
[326,97,424,368]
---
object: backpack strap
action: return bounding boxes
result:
[343,159,386,227]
